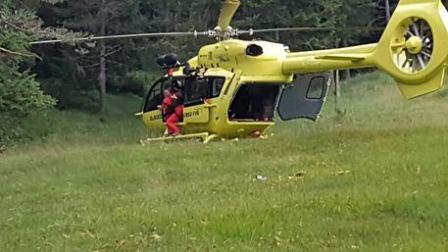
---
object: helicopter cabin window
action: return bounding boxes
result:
[184,76,225,106]
[211,78,225,97]
[229,84,281,121]
[306,76,327,100]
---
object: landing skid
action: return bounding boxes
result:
[140,132,219,145]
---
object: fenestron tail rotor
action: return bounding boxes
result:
[392,17,434,73]
[373,0,448,99]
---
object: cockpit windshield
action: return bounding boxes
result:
[143,77,182,113]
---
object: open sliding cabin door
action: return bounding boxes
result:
[277,72,332,121]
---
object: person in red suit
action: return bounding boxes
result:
[165,88,184,136]
[174,90,184,121]
[159,89,174,120]
[158,88,176,136]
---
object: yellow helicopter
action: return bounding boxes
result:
[33,0,448,143]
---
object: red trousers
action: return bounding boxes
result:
[166,113,181,135]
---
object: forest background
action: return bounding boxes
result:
[0,0,408,143]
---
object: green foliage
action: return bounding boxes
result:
[39,78,100,111]
[119,71,158,97]
[0,68,55,144]
[0,68,54,114]
[0,0,58,144]
[235,0,380,49]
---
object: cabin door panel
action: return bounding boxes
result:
[277,72,331,121]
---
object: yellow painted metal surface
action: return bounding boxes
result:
[183,105,210,124]
[217,0,240,32]
[142,110,164,132]
[140,132,213,144]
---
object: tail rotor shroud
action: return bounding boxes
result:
[392,17,434,73]
[378,0,448,99]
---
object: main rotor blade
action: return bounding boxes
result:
[217,0,240,32]
[30,31,209,45]
[30,26,386,45]
[238,26,384,35]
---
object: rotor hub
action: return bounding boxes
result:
[405,36,423,54]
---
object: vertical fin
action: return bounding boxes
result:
[397,68,446,99]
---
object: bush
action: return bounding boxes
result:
[0,69,56,144]
[0,111,54,145]
[40,78,101,112]
[122,71,158,97]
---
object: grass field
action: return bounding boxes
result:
[1,73,448,251]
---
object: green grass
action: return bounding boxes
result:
[11,94,148,148]
[1,72,448,251]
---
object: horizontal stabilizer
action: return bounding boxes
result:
[315,54,367,62]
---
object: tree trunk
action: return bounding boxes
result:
[334,70,341,97]
[164,1,170,31]
[98,41,106,114]
[275,30,280,42]
[343,39,351,81]
[98,0,107,114]
[334,40,341,97]
[385,0,391,22]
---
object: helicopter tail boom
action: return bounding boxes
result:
[282,43,377,74]
[283,0,448,99]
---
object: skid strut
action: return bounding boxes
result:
[140,133,219,145]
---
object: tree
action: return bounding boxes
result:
[231,0,379,51]
[0,0,59,143]
[35,0,159,113]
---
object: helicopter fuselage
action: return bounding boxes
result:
[142,39,300,138]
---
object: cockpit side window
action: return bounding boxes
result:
[185,77,209,105]
[184,76,225,107]
[211,78,225,97]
